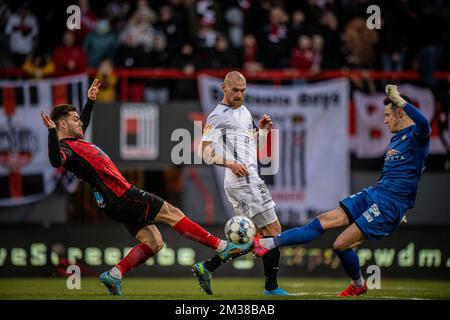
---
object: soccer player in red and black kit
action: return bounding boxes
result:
[40,79,252,296]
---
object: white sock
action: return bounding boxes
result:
[216,240,227,252]
[352,275,365,288]
[260,238,276,250]
[109,267,123,279]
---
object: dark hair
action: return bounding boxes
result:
[383,95,412,113]
[50,104,77,122]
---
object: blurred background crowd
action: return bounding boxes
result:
[0,0,448,86]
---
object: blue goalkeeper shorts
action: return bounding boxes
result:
[339,187,408,240]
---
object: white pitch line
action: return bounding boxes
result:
[384,286,446,291]
[286,292,432,300]
[288,292,334,296]
[375,296,431,300]
[289,284,340,289]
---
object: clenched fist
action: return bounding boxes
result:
[385,84,406,107]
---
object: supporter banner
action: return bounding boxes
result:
[120,103,159,160]
[0,224,448,278]
[353,85,447,158]
[198,76,350,225]
[0,74,88,206]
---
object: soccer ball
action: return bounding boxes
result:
[224,216,256,244]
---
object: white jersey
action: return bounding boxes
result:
[201,103,262,187]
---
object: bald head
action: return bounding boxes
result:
[222,71,246,108]
[224,71,246,85]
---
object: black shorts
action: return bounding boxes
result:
[108,186,165,236]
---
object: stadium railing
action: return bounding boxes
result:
[1,68,449,102]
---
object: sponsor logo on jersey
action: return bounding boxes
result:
[363,203,381,223]
[385,148,405,161]
[386,149,400,157]
[203,124,213,135]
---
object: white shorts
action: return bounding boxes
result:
[225,182,277,228]
[251,208,278,228]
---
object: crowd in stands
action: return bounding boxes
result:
[0,0,449,100]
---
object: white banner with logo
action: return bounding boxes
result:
[120,103,159,160]
[352,84,447,158]
[198,76,350,225]
[0,74,88,206]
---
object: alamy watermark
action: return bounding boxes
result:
[66,265,81,290]
[366,264,381,289]
[66,5,81,30]
[366,5,381,30]
[170,123,280,176]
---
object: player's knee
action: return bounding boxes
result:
[161,202,185,220]
[152,239,164,253]
[260,220,281,236]
[155,202,186,226]
[317,212,331,228]
[269,220,282,235]
[166,203,185,218]
[333,239,349,251]
[318,208,348,229]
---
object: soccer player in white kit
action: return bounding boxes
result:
[192,71,289,296]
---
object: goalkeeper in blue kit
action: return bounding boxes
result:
[253,85,431,296]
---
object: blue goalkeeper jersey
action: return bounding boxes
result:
[375,103,431,209]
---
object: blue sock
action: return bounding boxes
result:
[335,249,362,281]
[274,218,324,247]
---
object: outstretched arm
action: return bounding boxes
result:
[80,79,101,131]
[385,84,431,137]
[40,111,68,167]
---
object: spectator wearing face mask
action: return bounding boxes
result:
[84,19,118,67]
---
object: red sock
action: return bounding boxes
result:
[116,242,154,275]
[173,216,221,250]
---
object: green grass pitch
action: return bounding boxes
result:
[0,278,449,300]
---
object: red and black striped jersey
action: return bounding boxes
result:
[59,138,131,200]
[47,99,132,208]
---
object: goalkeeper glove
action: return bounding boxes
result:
[385,84,407,107]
